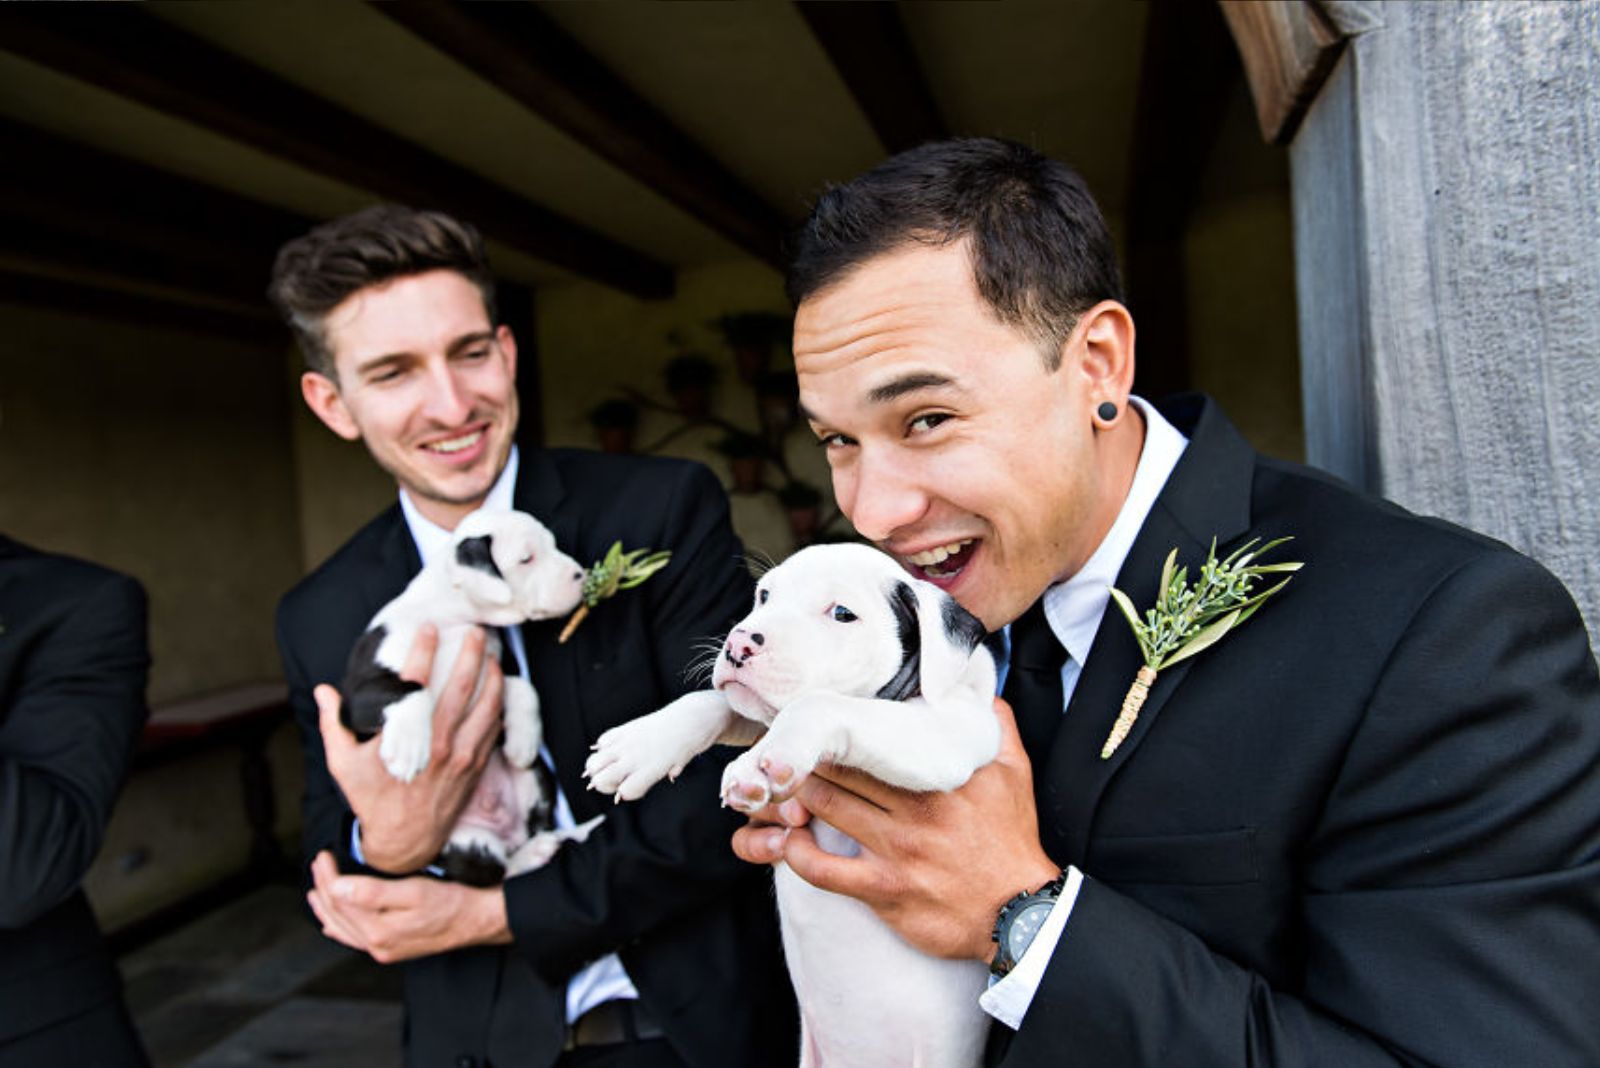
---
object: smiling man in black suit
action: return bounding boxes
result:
[734,138,1600,1066]
[269,205,795,1068]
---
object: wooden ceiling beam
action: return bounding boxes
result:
[377,2,789,267]
[0,6,674,298]
[0,118,312,273]
[796,1,947,155]
[0,270,277,341]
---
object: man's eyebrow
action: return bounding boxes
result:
[352,331,495,374]
[866,372,957,404]
[446,330,497,354]
[352,351,408,376]
[799,372,961,427]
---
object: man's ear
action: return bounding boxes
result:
[495,323,518,381]
[1060,300,1136,409]
[301,372,361,442]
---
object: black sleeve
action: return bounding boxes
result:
[0,571,150,928]
[276,598,355,879]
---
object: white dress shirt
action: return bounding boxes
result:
[980,396,1188,1029]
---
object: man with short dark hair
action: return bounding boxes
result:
[735,139,1600,1065]
[271,205,795,1068]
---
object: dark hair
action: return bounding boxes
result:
[266,204,496,378]
[786,138,1123,367]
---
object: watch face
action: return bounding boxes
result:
[1005,901,1054,960]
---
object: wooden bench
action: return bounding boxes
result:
[139,682,292,874]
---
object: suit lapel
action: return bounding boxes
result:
[1038,396,1257,867]
[361,505,421,610]
[509,451,597,804]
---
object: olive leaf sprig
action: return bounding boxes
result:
[558,541,673,644]
[1101,536,1301,759]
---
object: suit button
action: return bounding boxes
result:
[456,1057,477,1068]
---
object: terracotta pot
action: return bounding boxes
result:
[785,505,821,546]
[671,385,712,421]
[596,427,634,454]
[732,344,769,385]
[729,456,765,494]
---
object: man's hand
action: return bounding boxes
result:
[733,699,1059,963]
[307,851,512,963]
[317,624,504,873]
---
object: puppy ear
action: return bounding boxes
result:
[452,534,514,607]
[912,580,986,702]
[876,581,922,702]
[875,578,986,703]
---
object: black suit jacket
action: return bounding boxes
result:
[0,536,150,1064]
[995,396,1600,1066]
[277,450,796,1068]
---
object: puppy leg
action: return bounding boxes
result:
[505,814,607,877]
[721,691,999,813]
[379,689,437,782]
[501,676,542,769]
[584,690,751,801]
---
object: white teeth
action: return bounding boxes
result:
[426,431,482,454]
[907,539,973,567]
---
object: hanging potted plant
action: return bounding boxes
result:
[755,370,800,443]
[587,399,640,454]
[713,311,791,385]
[776,480,824,546]
[663,354,718,421]
[712,430,770,494]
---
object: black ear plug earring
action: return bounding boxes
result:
[1096,401,1118,422]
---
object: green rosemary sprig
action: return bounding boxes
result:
[1101,537,1301,758]
[558,541,673,644]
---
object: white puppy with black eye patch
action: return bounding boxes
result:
[341,508,598,885]
[585,542,1000,1068]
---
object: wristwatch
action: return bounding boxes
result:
[990,872,1067,977]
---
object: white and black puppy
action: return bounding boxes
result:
[584,542,1000,1068]
[341,508,594,886]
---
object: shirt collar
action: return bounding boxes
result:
[398,445,520,568]
[1041,397,1187,665]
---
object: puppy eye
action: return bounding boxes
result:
[758,589,770,605]
[520,553,534,565]
[831,604,857,623]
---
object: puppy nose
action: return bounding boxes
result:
[725,628,764,665]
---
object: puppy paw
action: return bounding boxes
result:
[379,692,434,782]
[584,717,688,801]
[720,748,801,813]
[500,678,542,768]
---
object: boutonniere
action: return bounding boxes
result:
[1102,537,1302,759]
[558,541,673,644]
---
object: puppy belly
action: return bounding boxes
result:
[453,752,530,847]
[776,851,989,1068]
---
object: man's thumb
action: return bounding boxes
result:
[315,684,353,755]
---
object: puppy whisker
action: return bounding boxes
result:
[742,550,779,579]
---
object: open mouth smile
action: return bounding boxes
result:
[903,538,977,581]
[423,428,484,454]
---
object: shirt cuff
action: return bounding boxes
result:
[978,866,1084,1030]
[348,818,444,877]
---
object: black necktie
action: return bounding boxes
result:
[1002,598,1066,769]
